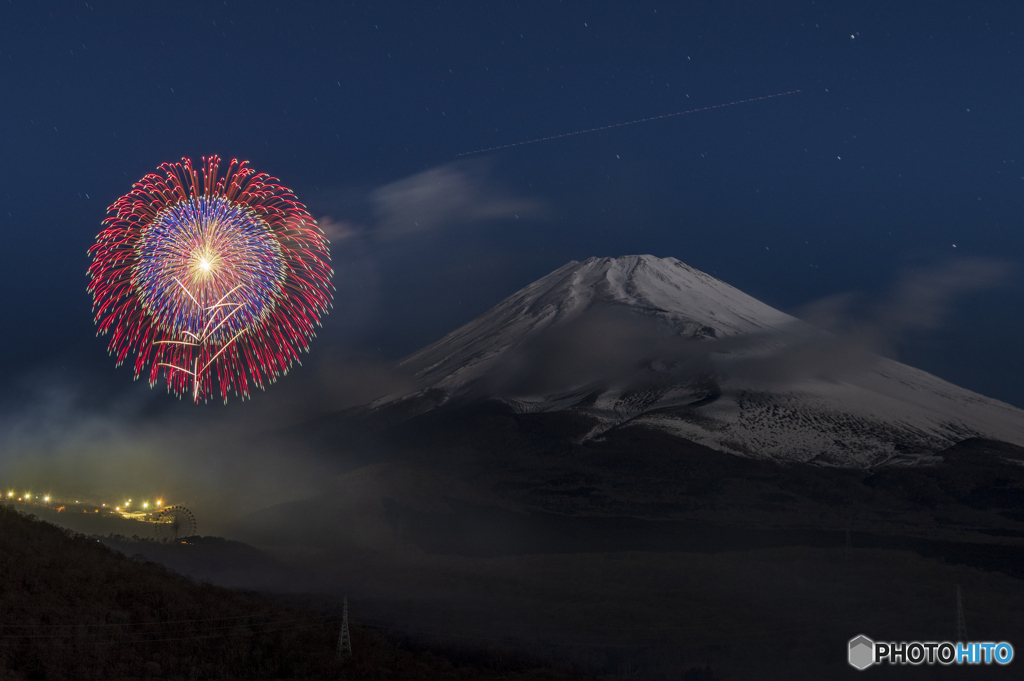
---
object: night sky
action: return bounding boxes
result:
[2,0,1023,410]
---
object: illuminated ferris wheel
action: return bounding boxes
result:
[154,505,196,541]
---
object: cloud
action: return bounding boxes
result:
[0,377,199,511]
[716,258,1017,387]
[370,162,546,239]
[231,349,417,427]
[477,307,719,398]
[799,258,1015,357]
[315,215,359,244]
[875,258,1014,344]
[0,350,418,536]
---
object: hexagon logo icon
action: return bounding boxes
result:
[849,635,874,670]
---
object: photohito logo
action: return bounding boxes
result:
[848,635,1014,669]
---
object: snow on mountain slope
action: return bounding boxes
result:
[398,255,793,386]
[380,255,1024,467]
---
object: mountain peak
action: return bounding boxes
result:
[383,255,1024,466]
[396,255,793,394]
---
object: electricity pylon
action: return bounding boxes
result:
[337,596,352,660]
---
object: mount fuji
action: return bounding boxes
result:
[372,255,1024,467]
[236,265,1024,681]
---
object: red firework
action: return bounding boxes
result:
[88,156,333,403]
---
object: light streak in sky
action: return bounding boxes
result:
[456,89,801,157]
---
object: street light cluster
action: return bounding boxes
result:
[5,491,166,515]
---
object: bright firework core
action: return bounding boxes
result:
[88,156,333,403]
[135,195,288,344]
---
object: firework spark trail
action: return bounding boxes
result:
[88,156,333,404]
[455,89,801,157]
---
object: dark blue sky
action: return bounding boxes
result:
[2,1,1023,407]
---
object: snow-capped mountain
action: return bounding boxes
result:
[376,255,1024,467]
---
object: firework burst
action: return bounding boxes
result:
[88,156,333,403]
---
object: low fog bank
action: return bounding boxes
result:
[0,349,415,536]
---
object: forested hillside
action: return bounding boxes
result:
[0,504,592,681]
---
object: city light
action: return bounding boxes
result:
[1,490,174,521]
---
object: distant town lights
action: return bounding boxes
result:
[3,493,171,514]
